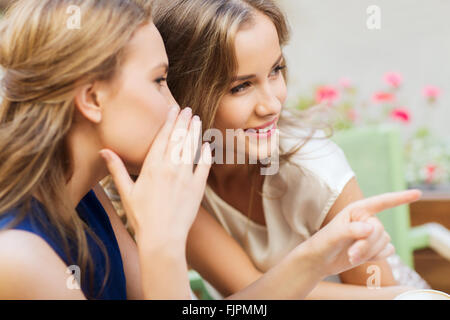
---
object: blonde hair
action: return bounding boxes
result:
[153,0,326,164]
[0,0,152,298]
[152,0,331,231]
[153,0,287,128]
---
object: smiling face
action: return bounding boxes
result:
[95,23,176,175]
[214,11,287,162]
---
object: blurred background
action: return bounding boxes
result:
[278,0,450,294]
[279,0,450,190]
[0,0,448,297]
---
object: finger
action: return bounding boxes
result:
[355,224,389,263]
[364,231,392,261]
[350,189,422,221]
[99,149,134,198]
[347,221,373,240]
[142,104,179,165]
[347,227,389,266]
[369,243,396,262]
[194,143,212,187]
[166,107,193,160]
[347,239,365,266]
[181,115,202,165]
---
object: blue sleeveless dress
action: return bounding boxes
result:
[0,190,127,300]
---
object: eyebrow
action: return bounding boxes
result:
[231,54,283,82]
[153,62,169,73]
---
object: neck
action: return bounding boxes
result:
[65,119,109,208]
[209,162,261,191]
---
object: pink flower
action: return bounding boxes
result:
[372,91,395,103]
[425,164,438,184]
[316,86,339,104]
[339,77,352,89]
[422,85,441,101]
[347,109,358,122]
[390,107,411,123]
[384,72,403,88]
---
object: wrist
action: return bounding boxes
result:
[294,240,328,281]
[136,233,187,259]
[137,239,191,299]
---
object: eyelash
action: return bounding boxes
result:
[231,82,251,94]
[230,64,286,94]
[272,64,286,75]
[155,76,167,86]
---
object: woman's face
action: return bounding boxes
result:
[96,23,176,175]
[214,12,287,162]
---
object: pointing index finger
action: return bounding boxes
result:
[351,189,422,221]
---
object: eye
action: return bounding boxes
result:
[155,75,168,86]
[231,81,251,94]
[270,65,286,77]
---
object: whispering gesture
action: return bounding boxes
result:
[100,105,212,245]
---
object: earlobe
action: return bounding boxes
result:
[74,84,103,124]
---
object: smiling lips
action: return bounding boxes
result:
[244,118,278,138]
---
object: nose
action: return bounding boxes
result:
[166,88,178,107]
[254,83,283,117]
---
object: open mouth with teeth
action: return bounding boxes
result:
[244,118,278,138]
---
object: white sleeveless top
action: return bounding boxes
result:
[202,129,355,272]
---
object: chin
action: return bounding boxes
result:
[246,148,273,163]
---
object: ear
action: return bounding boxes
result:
[74,83,104,124]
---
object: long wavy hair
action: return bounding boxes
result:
[100,0,332,244]
[0,0,152,299]
[152,0,328,165]
[151,0,329,225]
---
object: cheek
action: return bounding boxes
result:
[276,77,288,105]
[215,97,254,129]
[99,89,168,169]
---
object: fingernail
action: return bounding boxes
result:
[168,105,179,117]
[348,249,359,263]
[182,107,192,117]
[349,255,359,265]
[362,223,373,233]
[348,247,359,256]
[99,150,109,161]
[192,115,200,122]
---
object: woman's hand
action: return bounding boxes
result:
[306,190,421,277]
[99,105,212,248]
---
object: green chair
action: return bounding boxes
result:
[189,125,450,298]
[189,270,214,300]
[332,125,450,268]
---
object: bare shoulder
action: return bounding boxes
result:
[0,229,86,299]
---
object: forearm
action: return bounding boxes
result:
[226,243,326,300]
[305,281,414,300]
[137,236,191,300]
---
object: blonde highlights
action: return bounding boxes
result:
[0,0,152,298]
[153,0,289,132]
[153,0,322,165]
[151,0,331,233]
